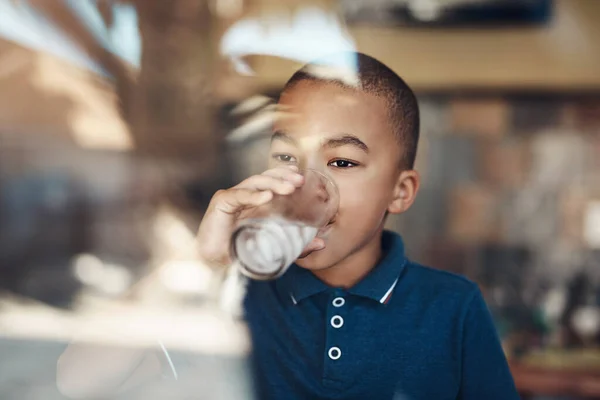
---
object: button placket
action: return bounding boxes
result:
[323,291,347,384]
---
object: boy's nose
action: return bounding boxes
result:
[299,157,322,172]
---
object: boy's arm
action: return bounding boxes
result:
[457,288,520,400]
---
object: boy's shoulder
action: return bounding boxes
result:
[402,260,480,301]
[389,261,484,328]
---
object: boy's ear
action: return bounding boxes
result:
[388,170,420,214]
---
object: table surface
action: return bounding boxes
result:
[510,360,600,398]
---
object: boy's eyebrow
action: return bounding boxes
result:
[271,130,297,145]
[324,134,369,153]
[272,131,369,153]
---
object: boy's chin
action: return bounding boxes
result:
[295,249,336,271]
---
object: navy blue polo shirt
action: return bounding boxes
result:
[243,231,519,400]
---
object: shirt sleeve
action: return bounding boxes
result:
[457,288,520,400]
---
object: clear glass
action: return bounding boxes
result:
[230,169,339,280]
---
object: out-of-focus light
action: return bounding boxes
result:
[572,306,600,341]
[230,95,272,117]
[151,207,215,296]
[545,0,592,57]
[213,0,244,19]
[584,201,600,248]
[152,207,199,259]
[219,266,247,319]
[542,288,567,323]
[99,263,133,296]
[0,0,104,74]
[160,260,213,295]
[221,5,361,144]
[408,0,442,21]
[302,62,360,88]
[73,253,104,286]
[72,253,132,296]
[152,207,213,294]
[69,104,133,150]
[0,0,140,75]
[407,0,494,22]
[64,0,141,68]
[220,6,357,76]
[0,299,251,355]
[227,104,288,143]
[30,55,133,150]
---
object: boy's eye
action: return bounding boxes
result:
[328,159,357,168]
[272,154,297,164]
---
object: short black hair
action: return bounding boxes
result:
[282,52,420,169]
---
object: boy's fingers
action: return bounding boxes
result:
[214,188,273,214]
[261,167,304,186]
[210,167,303,216]
[235,174,297,195]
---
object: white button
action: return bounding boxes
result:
[330,315,344,328]
[328,347,341,360]
[332,297,345,307]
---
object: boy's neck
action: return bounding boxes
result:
[311,230,384,289]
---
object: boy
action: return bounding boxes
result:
[197,52,519,399]
[57,52,519,399]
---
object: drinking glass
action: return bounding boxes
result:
[230,169,339,280]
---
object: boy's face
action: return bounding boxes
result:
[270,80,415,271]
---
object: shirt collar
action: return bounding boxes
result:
[276,262,329,304]
[276,230,407,305]
[347,230,407,304]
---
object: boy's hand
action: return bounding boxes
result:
[197,166,325,268]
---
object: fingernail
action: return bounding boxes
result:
[282,182,296,192]
[290,174,304,182]
[260,191,273,201]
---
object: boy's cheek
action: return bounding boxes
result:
[337,181,384,209]
[336,182,394,222]
[337,193,384,225]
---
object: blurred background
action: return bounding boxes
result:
[0,0,599,399]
